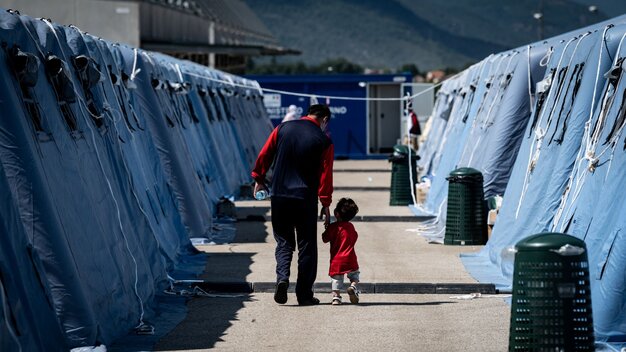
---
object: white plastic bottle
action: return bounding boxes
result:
[255,190,268,200]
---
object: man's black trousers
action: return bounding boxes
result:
[271,196,318,302]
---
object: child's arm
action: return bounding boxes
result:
[322,226,333,243]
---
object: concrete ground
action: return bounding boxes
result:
[155,160,510,351]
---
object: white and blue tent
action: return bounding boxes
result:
[419,15,626,345]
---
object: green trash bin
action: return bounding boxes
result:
[509,233,594,351]
[444,167,486,245]
[388,145,418,206]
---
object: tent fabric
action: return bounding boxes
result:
[420,14,626,343]
[0,10,271,350]
[416,44,546,243]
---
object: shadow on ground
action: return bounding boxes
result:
[152,206,271,350]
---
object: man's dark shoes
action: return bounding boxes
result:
[274,281,288,304]
[298,297,320,306]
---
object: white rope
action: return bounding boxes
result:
[466,135,483,167]
[416,58,495,231]
[183,70,456,102]
[130,48,141,81]
[552,26,619,230]
[43,19,147,328]
[457,58,492,163]
[587,26,614,129]
[527,45,534,112]
[465,53,518,165]
[547,33,591,124]
[482,51,519,128]
[539,47,554,67]
[468,54,505,132]
[464,54,516,167]
[163,285,247,298]
[588,32,626,155]
[515,36,578,219]
[430,71,481,173]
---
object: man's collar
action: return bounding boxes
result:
[302,115,321,127]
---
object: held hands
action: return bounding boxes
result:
[319,206,331,229]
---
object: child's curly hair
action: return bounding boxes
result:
[335,197,359,221]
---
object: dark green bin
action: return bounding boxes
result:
[444,167,486,245]
[388,145,418,206]
[509,233,594,351]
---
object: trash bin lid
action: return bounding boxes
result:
[393,144,416,155]
[516,232,586,253]
[449,167,482,176]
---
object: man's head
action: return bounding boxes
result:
[334,197,359,222]
[307,104,331,130]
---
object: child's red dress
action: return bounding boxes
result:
[322,221,359,276]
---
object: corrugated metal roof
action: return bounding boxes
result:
[139,0,276,45]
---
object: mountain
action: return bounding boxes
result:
[244,0,626,71]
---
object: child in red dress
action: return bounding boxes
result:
[322,198,360,305]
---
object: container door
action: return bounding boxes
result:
[368,83,401,154]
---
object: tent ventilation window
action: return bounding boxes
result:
[544,66,571,125]
[217,90,233,120]
[186,96,200,124]
[45,55,78,131]
[461,84,477,123]
[169,95,186,129]
[165,114,175,128]
[603,61,626,146]
[130,109,145,131]
[72,55,104,128]
[550,62,586,145]
[529,68,556,137]
[209,89,223,121]
[114,85,137,132]
[605,89,626,149]
[169,92,189,129]
[109,65,120,86]
[197,86,215,122]
[7,46,45,132]
[474,81,492,119]
[590,58,624,140]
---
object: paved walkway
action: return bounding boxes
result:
[155,160,510,351]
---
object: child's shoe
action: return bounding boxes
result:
[347,285,360,304]
[332,296,342,305]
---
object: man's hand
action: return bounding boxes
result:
[254,181,267,195]
[319,206,331,228]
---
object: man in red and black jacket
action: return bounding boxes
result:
[252,104,334,306]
